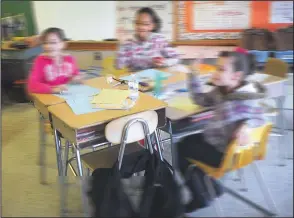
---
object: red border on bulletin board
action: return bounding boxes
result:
[185,1,292,33]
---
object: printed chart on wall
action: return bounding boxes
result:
[116,1,173,41]
[176,1,293,41]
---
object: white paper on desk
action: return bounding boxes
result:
[246,74,269,83]
[66,98,104,115]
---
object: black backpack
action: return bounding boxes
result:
[88,149,184,217]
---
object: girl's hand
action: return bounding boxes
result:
[52,84,68,93]
[152,57,166,68]
[191,54,205,74]
[234,124,251,146]
[70,75,84,84]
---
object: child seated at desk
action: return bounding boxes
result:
[116,7,179,71]
[27,27,81,94]
[176,48,267,175]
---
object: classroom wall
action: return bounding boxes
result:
[32,1,117,40]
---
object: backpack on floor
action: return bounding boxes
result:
[88,149,184,218]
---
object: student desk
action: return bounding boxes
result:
[31,93,65,119]
[48,92,167,176]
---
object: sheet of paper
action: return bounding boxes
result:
[168,96,203,112]
[246,74,269,83]
[54,84,100,100]
[270,1,293,24]
[91,89,131,105]
[120,69,171,82]
[66,97,104,115]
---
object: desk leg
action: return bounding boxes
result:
[168,120,178,169]
[276,96,287,164]
[54,129,64,176]
[39,114,47,184]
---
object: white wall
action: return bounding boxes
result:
[32,1,116,40]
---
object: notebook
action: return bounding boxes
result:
[91,89,132,110]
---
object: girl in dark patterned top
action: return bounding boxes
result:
[116,7,179,71]
[176,48,267,175]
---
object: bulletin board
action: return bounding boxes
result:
[175,1,293,45]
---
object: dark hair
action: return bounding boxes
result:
[40,27,66,43]
[136,7,161,33]
[218,51,256,77]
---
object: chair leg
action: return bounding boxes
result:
[237,169,248,192]
[39,114,47,184]
[204,175,224,217]
[54,129,64,176]
[75,146,84,176]
[251,162,279,216]
[156,129,164,151]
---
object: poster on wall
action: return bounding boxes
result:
[116,1,173,41]
[270,1,293,24]
[192,1,251,30]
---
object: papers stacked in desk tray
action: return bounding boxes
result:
[171,111,214,134]
[77,128,105,144]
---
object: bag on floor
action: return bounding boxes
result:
[88,149,184,218]
[183,165,224,213]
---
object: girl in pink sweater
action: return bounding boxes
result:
[27,27,81,94]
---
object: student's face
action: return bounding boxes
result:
[212,57,242,88]
[43,33,64,56]
[134,13,155,40]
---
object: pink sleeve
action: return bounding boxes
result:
[27,56,53,94]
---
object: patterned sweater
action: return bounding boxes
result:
[188,72,267,152]
[116,33,179,71]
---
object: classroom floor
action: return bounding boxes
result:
[2,74,293,217]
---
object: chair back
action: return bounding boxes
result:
[101,56,128,77]
[187,123,273,179]
[105,110,158,145]
[264,58,288,78]
[232,123,273,169]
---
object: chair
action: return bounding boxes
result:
[101,56,128,77]
[187,123,278,217]
[264,57,288,78]
[59,110,163,217]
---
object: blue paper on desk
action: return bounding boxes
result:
[54,84,100,100]
[66,97,104,115]
[120,69,171,82]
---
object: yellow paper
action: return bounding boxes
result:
[169,96,202,112]
[91,89,131,105]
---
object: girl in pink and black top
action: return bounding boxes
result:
[28,27,82,94]
[116,7,179,71]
